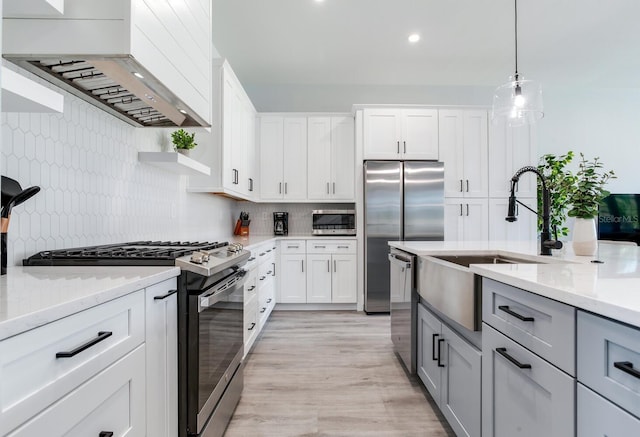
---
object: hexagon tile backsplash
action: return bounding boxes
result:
[1,66,236,267]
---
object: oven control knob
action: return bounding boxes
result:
[190,251,208,264]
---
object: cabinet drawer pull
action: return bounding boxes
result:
[56,331,113,359]
[437,338,445,368]
[260,307,266,313]
[459,204,463,216]
[327,182,330,194]
[248,322,256,331]
[614,361,640,379]
[99,432,114,437]
[432,333,440,361]
[248,286,256,291]
[397,141,400,154]
[279,182,282,194]
[287,245,299,249]
[460,179,464,192]
[466,179,469,192]
[260,276,266,280]
[315,245,326,249]
[153,289,177,300]
[498,305,534,322]
[337,245,349,249]
[267,298,272,303]
[266,270,273,275]
[403,140,406,153]
[496,347,532,369]
[259,252,266,256]
[272,262,276,276]
[266,249,272,253]
[301,260,304,272]
[466,204,469,216]
[248,257,256,262]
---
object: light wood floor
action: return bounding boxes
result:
[225,311,454,437]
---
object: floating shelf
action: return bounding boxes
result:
[1,67,64,113]
[138,152,211,177]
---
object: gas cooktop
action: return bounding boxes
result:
[23,241,230,266]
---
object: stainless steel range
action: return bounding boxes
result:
[24,240,250,437]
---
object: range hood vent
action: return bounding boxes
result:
[7,56,208,128]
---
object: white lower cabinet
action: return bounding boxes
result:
[306,254,356,304]
[331,254,357,303]
[8,345,146,437]
[417,302,481,437]
[145,279,178,437]
[279,254,307,303]
[577,383,640,436]
[306,254,334,303]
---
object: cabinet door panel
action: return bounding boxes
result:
[363,108,401,159]
[401,109,439,160]
[146,280,178,437]
[283,117,308,200]
[331,254,356,303]
[441,324,481,437]
[461,110,488,198]
[307,117,332,200]
[439,110,465,197]
[417,303,442,403]
[482,324,575,437]
[331,116,355,200]
[306,254,332,303]
[462,199,488,242]
[444,200,463,241]
[279,255,307,303]
[489,198,537,241]
[259,117,284,200]
[577,383,640,437]
[488,124,537,198]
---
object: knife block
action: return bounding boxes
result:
[233,219,250,236]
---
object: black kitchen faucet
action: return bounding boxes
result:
[506,166,563,256]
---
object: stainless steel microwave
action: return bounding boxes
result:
[312,210,356,235]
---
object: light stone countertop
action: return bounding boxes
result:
[231,234,357,250]
[0,266,180,341]
[388,240,640,328]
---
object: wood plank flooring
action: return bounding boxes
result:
[225,311,454,437]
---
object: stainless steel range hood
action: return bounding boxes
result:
[3,0,212,128]
[6,56,207,127]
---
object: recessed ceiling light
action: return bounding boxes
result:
[408,34,420,43]
[133,72,144,79]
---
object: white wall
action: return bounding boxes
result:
[538,87,640,194]
[1,63,237,267]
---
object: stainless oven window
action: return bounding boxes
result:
[197,289,244,412]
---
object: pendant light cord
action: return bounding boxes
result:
[514,0,519,79]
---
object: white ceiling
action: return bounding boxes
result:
[212,0,640,106]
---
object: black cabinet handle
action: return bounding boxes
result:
[248,322,256,331]
[496,347,532,369]
[437,339,445,367]
[266,270,273,275]
[498,305,534,322]
[56,331,113,359]
[266,249,272,253]
[614,361,640,379]
[260,276,266,281]
[259,252,266,256]
[432,333,440,361]
[267,298,272,303]
[248,286,256,291]
[99,432,114,437]
[272,262,276,276]
[248,257,256,262]
[260,307,266,313]
[153,289,177,300]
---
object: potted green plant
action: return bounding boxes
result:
[171,129,197,156]
[567,153,616,255]
[537,151,576,239]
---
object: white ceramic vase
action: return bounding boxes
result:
[176,149,190,157]
[572,217,597,256]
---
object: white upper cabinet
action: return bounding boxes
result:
[260,116,308,201]
[488,198,537,241]
[489,123,538,199]
[188,61,257,200]
[363,108,438,160]
[439,109,488,198]
[307,116,355,201]
[445,198,489,242]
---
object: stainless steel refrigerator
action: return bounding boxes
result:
[364,161,444,313]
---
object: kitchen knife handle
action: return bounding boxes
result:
[56,331,112,358]
[496,347,532,369]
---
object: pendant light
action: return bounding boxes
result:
[491,0,543,126]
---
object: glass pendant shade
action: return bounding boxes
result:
[492,75,544,126]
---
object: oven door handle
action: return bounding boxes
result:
[199,271,247,312]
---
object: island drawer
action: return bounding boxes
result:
[280,240,306,254]
[577,310,640,419]
[482,278,575,375]
[577,383,640,436]
[0,291,145,435]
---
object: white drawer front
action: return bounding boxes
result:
[482,278,575,375]
[244,294,259,345]
[7,345,146,437]
[258,257,276,280]
[306,239,356,254]
[578,383,640,436]
[0,291,145,434]
[577,310,640,418]
[244,252,259,271]
[243,269,258,301]
[280,240,306,254]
